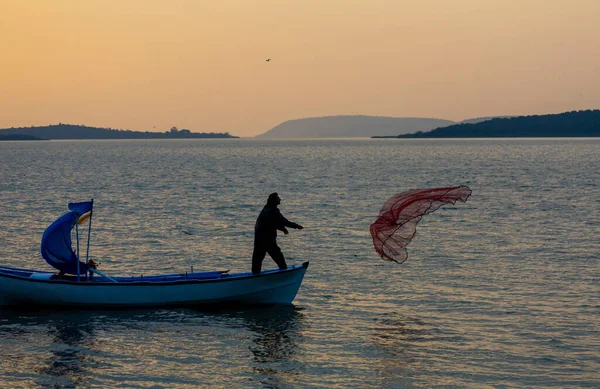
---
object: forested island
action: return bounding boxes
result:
[0,124,238,140]
[0,134,46,141]
[374,110,600,138]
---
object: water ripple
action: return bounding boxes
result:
[0,138,599,388]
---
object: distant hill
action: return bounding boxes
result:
[384,110,600,138]
[457,116,513,125]
[256,115,455,138]
[0,134,46,141]
[0,124,239,139]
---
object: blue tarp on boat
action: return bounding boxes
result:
[40,201,93,275]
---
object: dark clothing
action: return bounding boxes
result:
[254,206,301,239]
[251,238,286,274]
[252,205,301,274]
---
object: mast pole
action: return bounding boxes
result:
[85,199,94,281]
[75,218,80,282]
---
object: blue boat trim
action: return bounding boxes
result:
[0,262,309,286]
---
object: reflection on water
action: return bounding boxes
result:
[0,306,304,388]
[368,313,432,385]
[371,314,431,353]
[38,315,95,387]
[368,312,471,387]
[247,307,303,388]
[1,139,599,387]
[193,306,305,389]
[0,309,98,388]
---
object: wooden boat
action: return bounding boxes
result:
[0,201,308,308]
[0,263,309,308]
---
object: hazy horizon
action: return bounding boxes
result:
[2,1,599,137]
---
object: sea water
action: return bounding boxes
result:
[0,138,598,388]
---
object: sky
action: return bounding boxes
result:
[1,0,599,137]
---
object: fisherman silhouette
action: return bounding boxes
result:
[252,193,303,274]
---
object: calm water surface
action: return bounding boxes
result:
[0,138,599,388]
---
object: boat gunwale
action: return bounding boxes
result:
[0,261,309,287]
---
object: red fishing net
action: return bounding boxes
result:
[370,186,472,263]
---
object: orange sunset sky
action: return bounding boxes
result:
[1,0,599,137]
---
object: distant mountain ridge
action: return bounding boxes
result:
[0,124,238,139]
[390,110,600,138]
[457,116,514,125]
[256,115,456,138]
[0,134,46,141]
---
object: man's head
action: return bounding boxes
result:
[267,192,281,206]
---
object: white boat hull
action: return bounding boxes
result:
[0,262,309,308]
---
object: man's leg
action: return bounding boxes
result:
[252,241,267,274]
[266,242,287,270]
